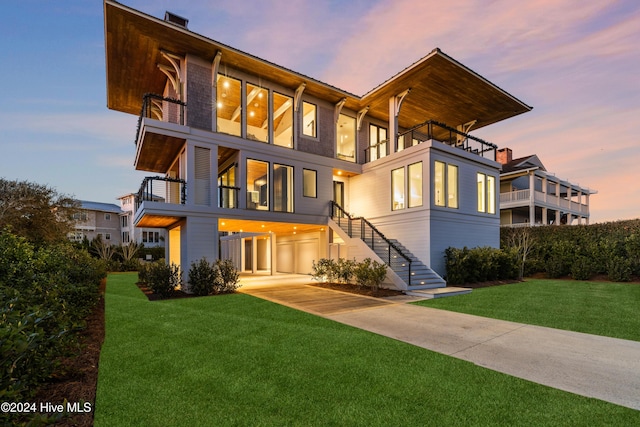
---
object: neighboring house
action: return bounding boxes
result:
[118,193,167,248]
[498,148,596,227]
[103,2,532,290]
[70,200,123,245]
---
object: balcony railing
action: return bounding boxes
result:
[218,185,240,209]
[364,140,389,163]
[397,120,497,160]
[135,93,187,145]
[136,176,186,211]
[500,189,589,214]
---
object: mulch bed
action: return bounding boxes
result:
[310,282,405,297]
[136,282,198,301]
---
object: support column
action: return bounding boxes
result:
[529,172,535,225]
[270,233,277,275]
[252,236,258,274]
[388,89,410,154]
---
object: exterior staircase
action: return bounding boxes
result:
[329,202,447,292]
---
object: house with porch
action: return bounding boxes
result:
[103,1,531,290]
[498,148,596,227]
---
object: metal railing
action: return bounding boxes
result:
[218,185,240,209]
[135,93,187,145]
[398,120,497,160]
[364,140,389,163]
[136,176,186,211]
[330,201,413,285]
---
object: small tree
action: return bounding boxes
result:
[0,178,79,245]
[506,227,535,280]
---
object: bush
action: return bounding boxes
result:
[336,258,355,284]
[188,258,217,296]
[311,258,338,283]
[147,259,181,298]
[0,230,104,406]
[215,259,240,294]
[571,256,595,280]
[445,246,520,285]
[353,258,387,292]
[607,257,632,282]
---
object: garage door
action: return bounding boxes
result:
[276,239,318,274]
[277,243,294,273]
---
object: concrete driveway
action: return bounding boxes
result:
[241,279,640,411]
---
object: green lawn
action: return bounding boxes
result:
[415,279,640,341]
[94,273,640,426]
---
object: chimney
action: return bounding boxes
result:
[164,11,188,29]
[496,147,512,165]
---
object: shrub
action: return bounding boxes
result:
[445,246,520,285]
[336,258,355,284]
[571,256,594,280]
[353,258,387,292]
[188,258,217,296]
[607,256,632,282]
[214,259,240,294]
[311,258,338,283]
[147,259,181,298]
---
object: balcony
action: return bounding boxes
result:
[136,176,186,211]
[134,94,188,173]
[500,189,589,215]
[365,120,497,163]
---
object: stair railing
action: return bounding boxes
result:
[330,201,412,285]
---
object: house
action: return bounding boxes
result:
[498,148,596,227]
[119,193,166,247]
[103,1,531,290]
[70,200,123,245]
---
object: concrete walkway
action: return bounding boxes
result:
[241,279,640,411]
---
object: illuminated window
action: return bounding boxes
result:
[336,114,356,162]
[408,162,423,208]
[303,169,317,198]
[247,159,269,210]
[369,124,388,161]
[447,164,458,209]
[435,161,458,208]
[392,167,405,210]
[246,83,268,143]
[477,173,495,214]
[274,164,294,213]
[273,92,293,148]
[216,75,241,136]
[302,102,316,137]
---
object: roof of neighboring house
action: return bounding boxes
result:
[79,200,123,214]
[501,154,546,173]
[104,0,532,132]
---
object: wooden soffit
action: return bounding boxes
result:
[105,1,531,131]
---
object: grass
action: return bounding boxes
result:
[414,279,640,341]
[94,273,640,426]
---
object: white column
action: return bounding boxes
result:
[252,236,257,274]
[389,96,398,155]
[529,172,535,224]
[270,233,277,275]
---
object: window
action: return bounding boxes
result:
[216,75,241,136]
[121,216,128,227]
[246,83,269,143]
[434,161,458,208]
[302,102,316,137]
[369,124,388,161]
[105,233,111,240]
[105,213,111,221]
[122,231,130,243]
[274,164,294,212]
[447,164,459,209]
[477,173,496,214]
[336,114,356,162]
[392,167,405,210]
[218,164,237,208]
[247,159,269,210]
[303,169,317,198]
[408,162,423,208]
[273,92,293,148]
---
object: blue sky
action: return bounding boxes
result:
[1,0,638,222]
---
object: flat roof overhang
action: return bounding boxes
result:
[219,219,325,235]
[105,1,531,133]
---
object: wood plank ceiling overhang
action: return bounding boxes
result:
[104,0,531,132]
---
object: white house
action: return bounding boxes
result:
[103,1,532,290]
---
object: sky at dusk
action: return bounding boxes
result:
[0,0,638,223]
